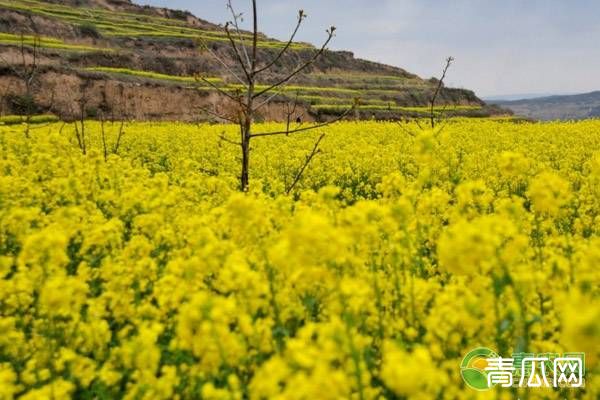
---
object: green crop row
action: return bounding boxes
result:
[0,33,112,52]
[85,67,222,84]
[312,104,483,113]
[400,105,483,112]
[298,95,391,107]
[309,72,426,84]
[0,32,62,44]
[84,66,363,95]
[310,72,406,80]
[0,114,59,125]
[1,0,192,29]
[0,0,312,50]
[83,67,459,107]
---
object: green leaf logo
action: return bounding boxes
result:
[460,347,498,391]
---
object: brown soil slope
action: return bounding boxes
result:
[0,0,500,122]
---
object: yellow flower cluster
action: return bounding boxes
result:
[0,119,599,399]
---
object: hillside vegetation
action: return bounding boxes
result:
[0,0,501,121]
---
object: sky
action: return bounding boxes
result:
[134,0,600,98]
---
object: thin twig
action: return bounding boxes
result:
[100,116,108,161]
[252,27,335,99]
[255,10,306,75]
[73,121,84,154]
[226,0,252,69]
[194,74,243,104]
[251,104,353,138]
[198,105,238,124]
[224,22,252,81]
[396,120,417,137]
[113,121,125,155]
[430,56,454,128]
[197,38,246,85]
[252,88,289,112]
[219,132,242,146]
[414,118,425,131]
[286,133,325,194]
[284,91,301,133]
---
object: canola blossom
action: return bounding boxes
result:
[0,120,599,399]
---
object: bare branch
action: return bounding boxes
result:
[255,9,306,75]
[198,104,239,124]
[14,33,42,139]
[253,27,335,99]
[433,104,461,131]
[414,118,425,131]
[430,56,454,128]
[252,86,286,111]
[197,38,246,85]
[219,132,241,146]
[434,102,462,127]
[194,74,244,105]
[396,119,417,137]
[251,0,258,72]
[226,0,252,69]
[74,79,90,155]
[286,133,325,195]
[224,22,251,81]
[100,115,108,161]
[284,91,302,133]
[113,121,125,155]
[251,104,353,138]
[73,121,84,154]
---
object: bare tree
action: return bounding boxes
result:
[196,0,354,191]
[396,57,454,136]
[98,111,127,161]
[428,56,454,129]
[112,117,126,155]
[100,113,108,161]
[111,83,130,156]
[97,81,128,160]
[70,78,93,155]
[0,34,41,138]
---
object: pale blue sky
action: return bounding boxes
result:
[134,0,600,98]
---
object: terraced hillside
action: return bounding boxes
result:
[0,0,499,121]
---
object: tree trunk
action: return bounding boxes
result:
[240,117,251,191]
[240,77,255,192]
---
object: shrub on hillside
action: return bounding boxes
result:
[78,22,101,39]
